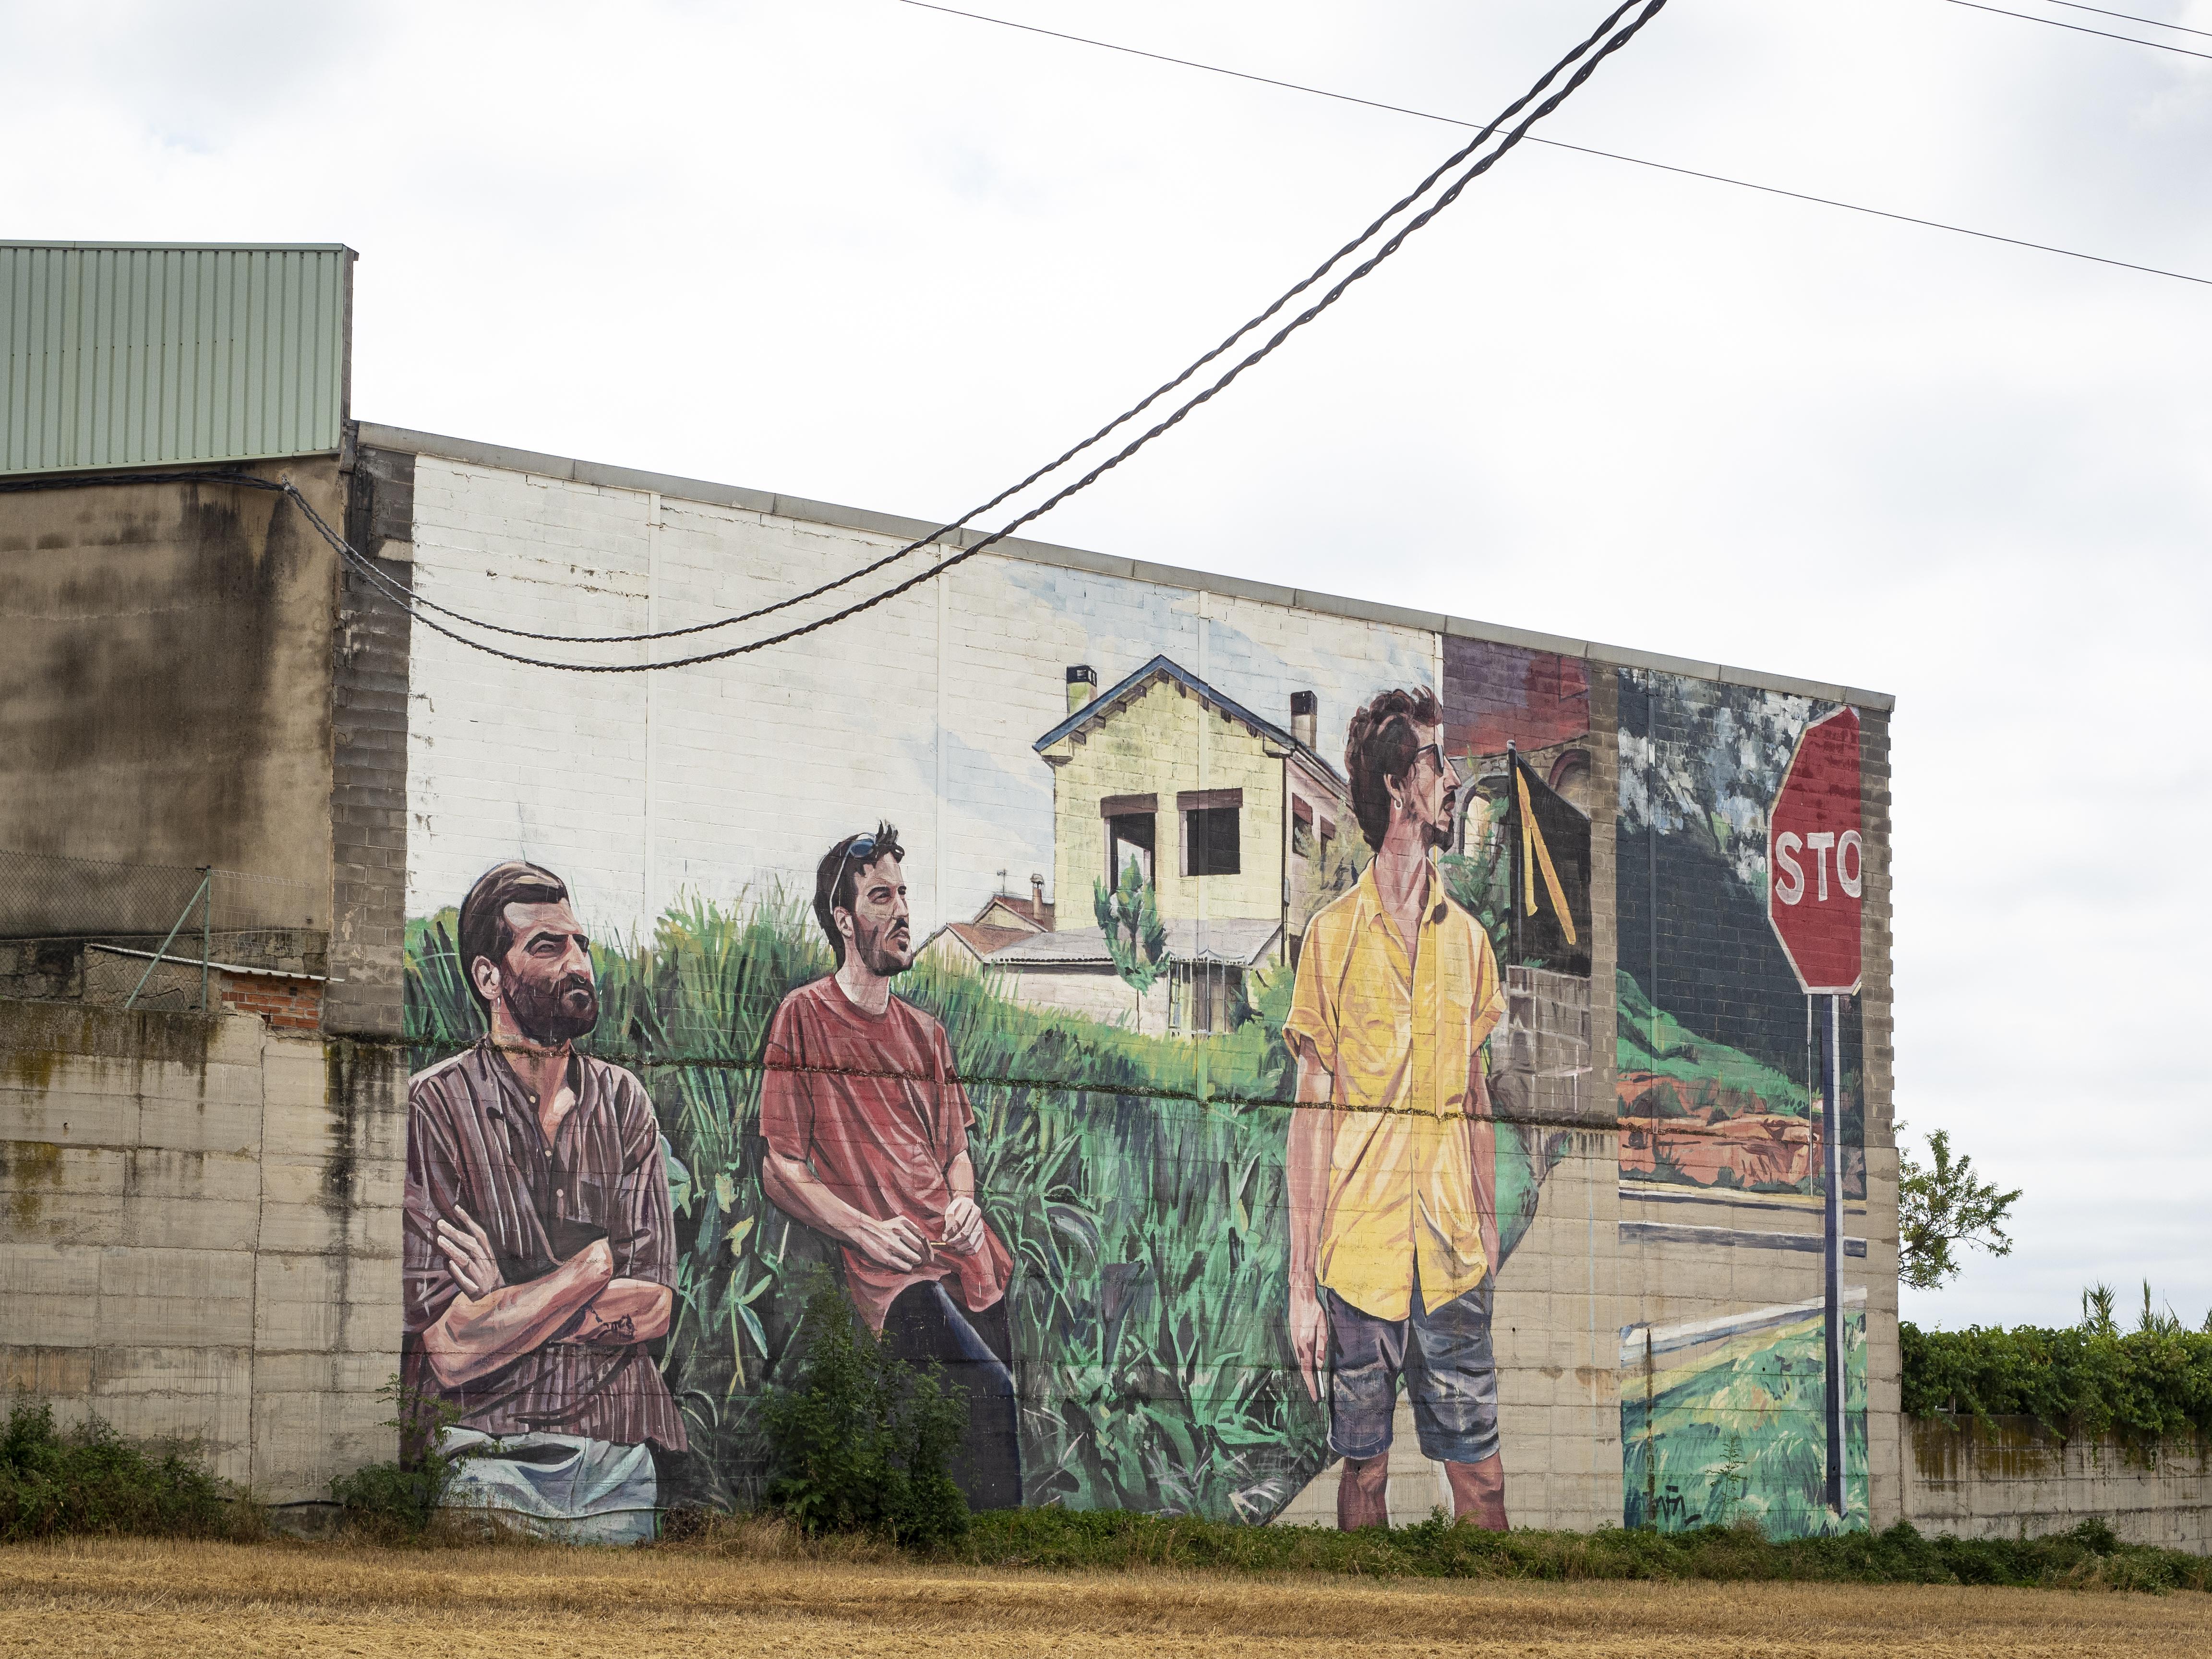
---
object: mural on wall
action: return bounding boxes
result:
[393,544,1863,1540]
[1614,669,1864,1200]
[1614,667,1869,1536]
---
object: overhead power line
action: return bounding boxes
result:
[295,0,1649,653]
[894,0,2212,291]
[1940,0,2212,58]
[2036,0,2212,39]
[7,0,1673,675]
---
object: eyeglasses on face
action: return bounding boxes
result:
[1412,742,1456,780]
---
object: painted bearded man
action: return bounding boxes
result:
[402,860,685,1536]
[760,821,1021,1509]
[1285,688,1510,1530]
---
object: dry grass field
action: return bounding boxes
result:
[0,1538,2205,1658]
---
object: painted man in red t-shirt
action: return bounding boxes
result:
[759,822,1020,1508]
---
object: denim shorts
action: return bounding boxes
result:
[1324,1276,1499,1466]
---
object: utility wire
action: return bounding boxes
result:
[1939,0,2212,58]
[231,0,1674,674]
[895,0,2212,291]
[2037,0,2212,38]
[299,3,1640,651]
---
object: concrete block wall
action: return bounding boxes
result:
[1904,1418,2212,1551]
[325,442,417,1040]
[0,1000,404,1500]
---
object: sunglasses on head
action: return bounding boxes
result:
[830,833,880,912]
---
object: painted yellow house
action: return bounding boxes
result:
[989,657,1351,1034]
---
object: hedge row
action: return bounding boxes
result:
[918,1508,2210,1589]
[1900,1323,2212,1446]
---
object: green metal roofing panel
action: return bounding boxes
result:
[1,242,352,475]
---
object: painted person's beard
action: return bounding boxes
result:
[1423,789,1458,854]
[853,915,913,978]
[505,971,600,1045]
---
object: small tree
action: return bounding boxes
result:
[762,1280,969,1547]
[1898,1125,2021,1292]
[1093,860,1167,1027]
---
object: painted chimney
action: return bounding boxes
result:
[1289,690,1317,749]
[1030,872,1046,919]
[1067,664,1098,714]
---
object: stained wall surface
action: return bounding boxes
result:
[0,459,345,903]
[0,1000,403,1500]
[1905,1419,2212,1551]
[380,429,1897,1537]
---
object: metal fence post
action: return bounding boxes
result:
[123,870,212,1011]
[200,866,214,1011]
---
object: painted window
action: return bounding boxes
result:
[1168,960,1243,1034]
[1182,806,1240,877]
[1108,812,1154,885]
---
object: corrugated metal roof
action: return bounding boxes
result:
[1,242,352,475]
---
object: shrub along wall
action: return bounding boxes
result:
[1901,1325,2212,1447]
[1899,1324,2212,1551]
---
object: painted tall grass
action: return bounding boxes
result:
[404,891,1327,1519]
[1622,1312,1870,1539]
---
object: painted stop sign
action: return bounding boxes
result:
[1767,707,1863,996]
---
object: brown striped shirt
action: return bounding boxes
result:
[402,1040,685,1451]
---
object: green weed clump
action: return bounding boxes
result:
[1901,1322,2212,1450]
[941,1508,2212,1592]
[0,1401,259,1542]
[761,1281,970,1548]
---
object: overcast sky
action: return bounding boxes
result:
[5,0,2207,1331]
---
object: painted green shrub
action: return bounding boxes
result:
[1622,1311,1869,1539]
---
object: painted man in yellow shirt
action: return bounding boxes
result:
[1285,686,1508,1530]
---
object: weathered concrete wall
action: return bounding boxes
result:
[325,442,415,1039]
[0,459,344,906]
[1903,1416,2212,1550]
[0,998,403,1500]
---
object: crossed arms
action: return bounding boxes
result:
[1284,1037,1500,1403]
[421,1208,673,1388]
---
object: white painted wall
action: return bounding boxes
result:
[402,456,1436,945]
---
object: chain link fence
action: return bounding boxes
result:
[0,847,323,1012]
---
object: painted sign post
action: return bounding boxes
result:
[1767,706,1863,1516]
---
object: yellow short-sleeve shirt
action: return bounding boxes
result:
[1283,858,1506,1322]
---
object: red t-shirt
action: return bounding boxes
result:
[759,976,1012,1330]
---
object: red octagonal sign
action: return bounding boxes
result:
[1767,707,1863,996]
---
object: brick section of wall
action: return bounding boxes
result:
[1904,1418,2211,1550]
[1860,703,1902,1526]
[325,445,415,1039]
[218,973,324,1033]
[0,1000,404,1500]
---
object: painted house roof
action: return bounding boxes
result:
[984,918,1282,970]
[977,891,1054,932]
[1033,655,1347,792]
[924,920,1036,963]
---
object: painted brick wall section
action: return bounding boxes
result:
[324,445,415,1039]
